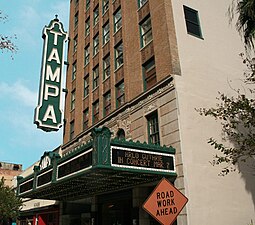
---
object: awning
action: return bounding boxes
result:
[17,127,176,201]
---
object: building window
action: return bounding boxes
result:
[103,22,110,45]
[93,5,99,26]
[147,111,160,145]
[84,45,90,66]
[114,8,122,33]
[104,91,111,116]
[70,120,75,140]
[13,164,20,171]
[71,90,76,110]
[72,61,77,80]
[140,16,152,47]
[93,65,99,89]
[143,57,156,90]
[84,75,89,97]
[75,0,79,5]
[74,12,79,28]
[103,0,109,14]
[86,0,90,10]
[116,81,125,107]
[93,34,99,56]
[183,6,203,38]
[73,35,78,53]
[114,42,123,69]
[83,108,89,130]
[116,128,125,140]
[138,0,148,8]
[85,17,90,36]
[103,54,111,79]
[93,101,99,124]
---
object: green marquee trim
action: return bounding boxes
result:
[17,127,176,200]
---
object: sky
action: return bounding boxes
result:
[0,1,70,169]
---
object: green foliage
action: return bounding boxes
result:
[0,10,18,54]
[197,54,255,175]
[236,0,255,49]
[0,177,23,222]
[228,0,255,51]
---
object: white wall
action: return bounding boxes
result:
[171,0,255,224]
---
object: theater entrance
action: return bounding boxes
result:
[98,190,132,225]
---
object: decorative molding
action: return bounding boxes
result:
[144,101,157,115]
[62,77,174,150]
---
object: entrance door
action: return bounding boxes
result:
[99,190,132,225]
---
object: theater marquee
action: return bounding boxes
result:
[111,146,175,173]
[34,16,68,132]
[17,127,177,200]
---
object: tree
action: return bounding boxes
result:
[0,10,17,54]
[0,177,23,225]
[197,56,255,176]
[197,0,255,175]
[229,0,255,50]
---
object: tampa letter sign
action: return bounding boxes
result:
[34,17,68,132]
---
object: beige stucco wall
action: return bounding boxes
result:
[171,0,255,224]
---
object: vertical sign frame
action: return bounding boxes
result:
[34,17,68,132]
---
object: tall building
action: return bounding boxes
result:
[17,0,255,225]
[0,161,22,187]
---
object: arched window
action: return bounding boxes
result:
[116,128,125,140]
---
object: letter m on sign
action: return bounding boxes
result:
[34,17,68,132]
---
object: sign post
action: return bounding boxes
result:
[34,16,68,132]
[143,178,188,225]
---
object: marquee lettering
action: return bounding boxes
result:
[111,147,175,172]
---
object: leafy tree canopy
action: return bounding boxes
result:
[197,54,255,175]
[229,0,255,50]
[0,11,18,54]
[0,177,23,223]
[197,0,255,175]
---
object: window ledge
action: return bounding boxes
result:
[102,40,110,48]
[103,76,110,83]
[92,52,99,58]
[140,39,153,51]
[92,86,99,92]
[187,32,204,40]
[102,9,109,16]
[114,64,123,73]
[113,26,122,36]
[83,95,89,101]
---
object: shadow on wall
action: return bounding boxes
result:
[238,157,255,212]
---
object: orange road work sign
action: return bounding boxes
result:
[143,178,188,225]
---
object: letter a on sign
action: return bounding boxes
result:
[34,16,68,132]
[143,178,188,225]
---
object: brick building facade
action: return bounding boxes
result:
[0,161,22,187]
[17,0,255,225]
